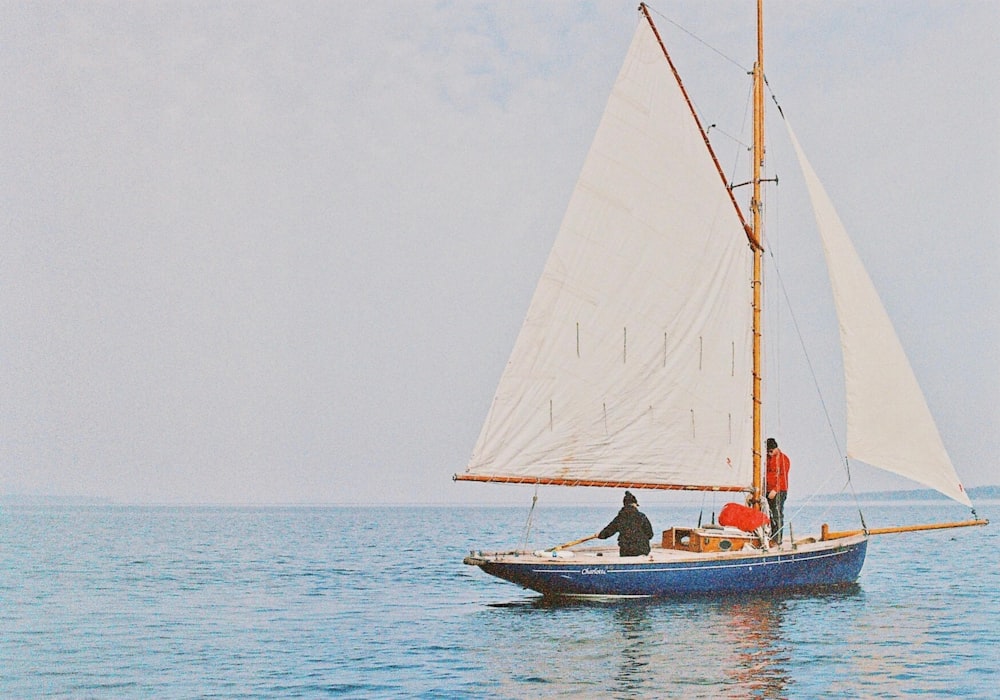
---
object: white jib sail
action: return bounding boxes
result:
[461,17,754,489]
[786,122,971,507]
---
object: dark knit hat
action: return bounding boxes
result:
[766,437,778,450]
[623,490,638,506]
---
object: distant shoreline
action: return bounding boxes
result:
[809,484,999,502]
[1,485,997,508]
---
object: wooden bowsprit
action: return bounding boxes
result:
[821,518,989,540]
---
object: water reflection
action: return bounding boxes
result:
[718,594,791,698]
[610,602,655,694]
[485,587,863,698]
[707,587,860,698]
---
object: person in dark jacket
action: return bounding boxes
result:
[598,491,653,556]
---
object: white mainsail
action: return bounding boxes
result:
[786,123,972,507]
[459,18,754,490]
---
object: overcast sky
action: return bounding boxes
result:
[1,1,996,506]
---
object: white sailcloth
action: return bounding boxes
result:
[460,18,754,489]
[786,123,971,507]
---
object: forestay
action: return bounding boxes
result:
[786,123,972,507]
[458,18,754,490]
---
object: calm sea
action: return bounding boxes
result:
[2,501,997,698]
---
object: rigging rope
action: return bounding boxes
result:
[645,4,753,185]
[765,82,870,530]
[519,486,539,551]
[728,84,754,188]
[766,253,844,459]
[767,249,868,528]
[645,5,750,73]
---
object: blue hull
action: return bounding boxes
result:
[469,537,868,597]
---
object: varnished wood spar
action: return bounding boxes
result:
[821,518,989,540]
[547,534,600,552]
[453,473,746,492]
[750,0,766,510]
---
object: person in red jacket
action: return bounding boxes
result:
[765,437,790,545]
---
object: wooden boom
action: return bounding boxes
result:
[821,518,989,540]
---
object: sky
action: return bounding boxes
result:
[0,1,996,506]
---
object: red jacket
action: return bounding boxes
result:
[766,448,790,493]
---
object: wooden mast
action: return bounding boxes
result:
[750,0,765,509]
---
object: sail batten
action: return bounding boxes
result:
[459,16,755,490]
[785,122,972,507]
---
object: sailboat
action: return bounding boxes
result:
[456,2,987,597]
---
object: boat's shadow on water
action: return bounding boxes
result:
[487,582,862,610]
